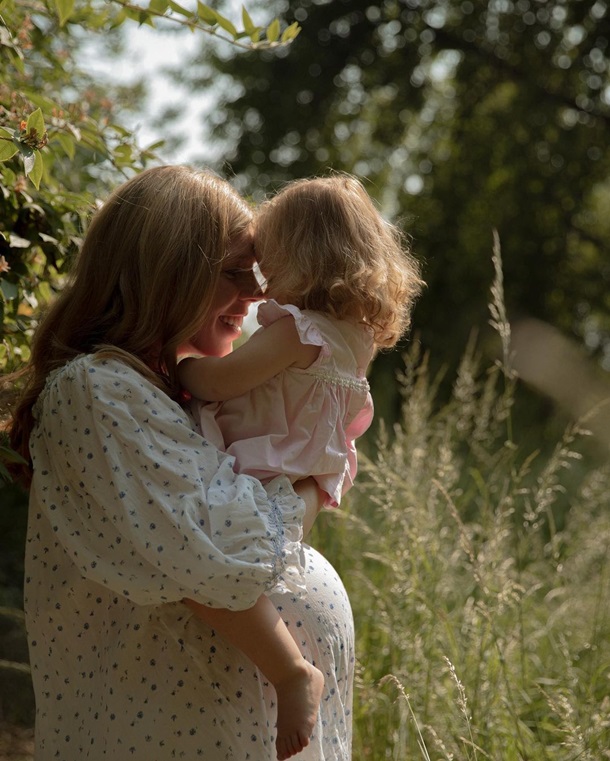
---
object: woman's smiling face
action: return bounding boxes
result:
[188,230,262,357]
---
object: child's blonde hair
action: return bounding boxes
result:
[255,174,424,348]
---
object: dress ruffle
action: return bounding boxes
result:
[257,300,332,363]
[205,472,307,599]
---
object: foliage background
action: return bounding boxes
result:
[1,0,609,757]
[162,0,610,427]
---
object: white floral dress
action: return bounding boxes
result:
[25,354,354,760]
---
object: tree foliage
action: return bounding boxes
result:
[179,0,610,388]
[1,0,149,377]
[0,0,300,476]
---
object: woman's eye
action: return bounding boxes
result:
[223,268,252,281]
[222,265,268,294]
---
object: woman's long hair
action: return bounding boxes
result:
[8,165,252,482]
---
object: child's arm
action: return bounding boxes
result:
[179,315,320,401]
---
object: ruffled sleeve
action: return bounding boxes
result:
[257,300,332,364]
[29,355,306,610]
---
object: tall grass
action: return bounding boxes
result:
[314,239,610,759]
[2,238,608,757]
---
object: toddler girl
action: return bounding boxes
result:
[180,175,423,760]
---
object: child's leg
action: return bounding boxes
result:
[184,595,325,761]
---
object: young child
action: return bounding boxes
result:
[180,175,424,760]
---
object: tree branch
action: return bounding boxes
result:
[109,0,294,51]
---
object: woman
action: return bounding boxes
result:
[8,166,354,760]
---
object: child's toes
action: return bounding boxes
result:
[276,737,293,761]
[277,734,304,760]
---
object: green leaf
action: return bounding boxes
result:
[0,280,19,301]
[144,139,166,152]
[26,107,45,137]
[197,3,217,24]
[28,150,44,189]
[138,10,155,27]
[0,444,27,465]
[110,8,128,27]
[241,6,256,34]
[54,0,75,26]
[121,6,143,22]
[36,280,54,304]
[22,149,35,176]
[149,0,169,13]
[214,12,238,37]
[0,130,18,162]
[266,18,280,42]
[113,144,134,166]
[242,7,260,42]
[281,21,300,43]
[168,0,192,17]
[0,164,15,182]
[56,133,75,160]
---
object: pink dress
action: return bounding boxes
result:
[197,300,375,506]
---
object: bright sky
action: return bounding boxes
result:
[81,0,287,165]
[82,21,207,163]
[80,1,291,165]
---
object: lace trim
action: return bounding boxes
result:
[302,367,370,392]
[264,493,306,597]
[268,496,285,568]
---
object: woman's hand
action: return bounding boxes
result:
[293,477,325,537]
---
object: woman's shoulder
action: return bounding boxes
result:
[34,352,174,421]
[36,353,96,402]
[41,352,148,394]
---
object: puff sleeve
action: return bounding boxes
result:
[28,355,306,610]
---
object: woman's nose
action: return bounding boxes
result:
[237,270,264,301]
[238,263,266,301]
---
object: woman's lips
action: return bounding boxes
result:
[220,315,243,334]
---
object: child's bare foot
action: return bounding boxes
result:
[275,660,325,760]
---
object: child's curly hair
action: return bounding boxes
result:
[255,174,424,348]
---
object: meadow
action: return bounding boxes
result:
[312,250,610,760]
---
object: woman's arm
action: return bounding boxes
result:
[33,355,307,610]
[179,316,320,402]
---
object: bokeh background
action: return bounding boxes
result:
[1,1,609,758]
